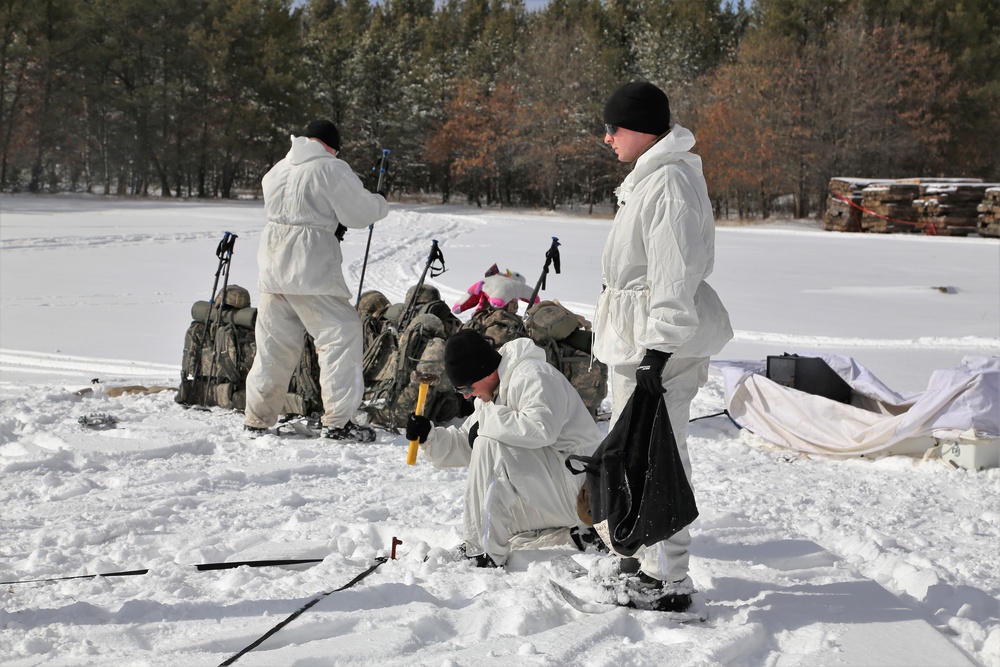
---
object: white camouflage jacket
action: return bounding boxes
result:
[258,136,388,297]
[421,338,601,467]
[593,124,733,365]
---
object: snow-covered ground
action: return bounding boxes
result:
[1,194,997,666]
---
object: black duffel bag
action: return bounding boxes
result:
[567,386,698,556]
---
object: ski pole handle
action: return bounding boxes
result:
[216,231,237,259]
[376,149,390,195]
[407,382,430,466]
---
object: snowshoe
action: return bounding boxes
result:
[622,572,695,612]
[78,413,118,430]
[321,421,376,443]
[584,556,705,619]
[272,416,321,437]
[454,543,501,569]
[570,526,608,552]
[424,544,502,569]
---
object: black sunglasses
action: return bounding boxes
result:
[605,123,619,136]
[455,385,474,397]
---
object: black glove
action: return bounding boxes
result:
[334,223,347,242]
[635,349,670,394]
[406,413,431,443]
[467,422,479,449]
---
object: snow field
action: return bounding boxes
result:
[1,195,997,665]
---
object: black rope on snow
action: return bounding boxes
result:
[1,559,326,586]
[219,557,388,666]
[0,569,150,585]
[687,408,748,432]
[688,410,727,422]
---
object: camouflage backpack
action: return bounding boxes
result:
[283,334,324,417]
[461,302,608,420]
[358,287,463,428]
[176,285,257,410]
[537,337,608,419]
[460,302,529,348]
[176,285,325,417]
[524,300,586,341]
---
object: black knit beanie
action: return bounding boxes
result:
[603,82,671,136]
[444,329,502,388]
[303,119,341,152]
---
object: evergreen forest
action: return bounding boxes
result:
[3,0,997,218]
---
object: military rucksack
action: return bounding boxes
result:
[467,302,609,420]
[460,302,529,348]
[358,288,463,428]
[176,286,258,410]
[283,334,324,417]
[524,300,586,341]
[539,337,608,419]
[176,286,323,417]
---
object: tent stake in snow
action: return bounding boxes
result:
[356,148,390,305]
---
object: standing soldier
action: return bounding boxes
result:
[244,120,389,441]
[594,82,733,611]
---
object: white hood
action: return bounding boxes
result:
[594,124,732,364]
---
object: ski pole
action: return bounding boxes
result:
[519,237,561,334]
[0,559,326,585]
[527,236,561,307]
[203,232,238,405]
[188,233,236,388]
[398,239,446,333]
[356,150,390,306]
[375,148,390,196]
[1,539,405,585]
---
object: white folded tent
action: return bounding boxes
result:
[713,355,1000,470]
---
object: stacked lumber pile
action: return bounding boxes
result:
[977,187,1000,238]
[823,177,891,232]
[859,182,922,233]
[913,182,997,236]
[824,177,999,237]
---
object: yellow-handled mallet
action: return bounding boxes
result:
[407,371,439,465]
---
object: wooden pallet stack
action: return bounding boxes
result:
[978,187,1000,238]
[823,178,887,232]
[913,182,997,236]
[859,182,922,233]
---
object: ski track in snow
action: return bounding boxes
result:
[0,231,225,252]
[343,210,478,306]
[0,350,179,381]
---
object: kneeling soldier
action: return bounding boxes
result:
[407,329,600,567]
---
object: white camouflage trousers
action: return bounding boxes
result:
[464,435,584,566]
[608,356,710,583]
[244,293,364,429]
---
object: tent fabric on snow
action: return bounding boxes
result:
[713,354,999,460]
